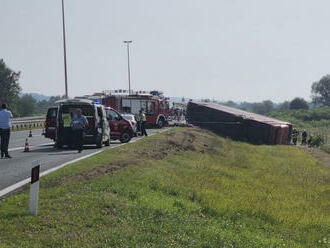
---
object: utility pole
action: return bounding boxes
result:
[61,0,68,98]
[123,40,132,95]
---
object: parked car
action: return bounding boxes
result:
[43,106,58,140]
[105,107,134,143]
[55,99,110,148]
[121,114,138,135]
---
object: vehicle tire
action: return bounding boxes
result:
[104,138,110,147]
[120,132,131,143]
[55,141,63,149]
[157,119,164,128]
[96,138,103,148]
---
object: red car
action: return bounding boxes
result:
[105,107,134,143]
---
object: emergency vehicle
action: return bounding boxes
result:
[102,91,170,128]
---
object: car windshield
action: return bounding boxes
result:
[123,115,133,121]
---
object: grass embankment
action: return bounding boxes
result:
[1,128,330,247]
[270,107,330,153]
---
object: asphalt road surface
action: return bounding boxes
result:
[0,128,166,192]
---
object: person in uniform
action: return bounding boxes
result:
[71,109,88,153]
[135,113,141,136]
[0,104,13,159]
[292,128,298,145]
[139,109,148,136]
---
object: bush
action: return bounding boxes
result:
[309,135,325,147]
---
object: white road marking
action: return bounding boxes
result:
[0,128,171,198]
[8,143,54,152]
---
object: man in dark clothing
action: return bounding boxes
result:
[0,104,13,159]
[301,130,307,145]
[292,129,298,145]
[71,109,88,153]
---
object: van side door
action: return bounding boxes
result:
[45,107,58,140]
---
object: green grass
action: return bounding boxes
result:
[1,128,330,247]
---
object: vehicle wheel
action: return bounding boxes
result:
[120,132,131,143]
[96,138,103,148]
[157,119,164,128]
[55,141,63,149]
[104,138,110,147]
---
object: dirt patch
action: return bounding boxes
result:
[299,146,330,169]
[133,128,217,160]
[43,159,140,189]
[70,160,140,182]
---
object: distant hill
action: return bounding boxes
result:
[20,93,50,102]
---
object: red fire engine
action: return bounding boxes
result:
[102,92,170,128]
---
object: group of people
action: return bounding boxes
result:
[172,108,186,122]
[291,129,313,146]
[0,104,13,159]
[0,104,149,158]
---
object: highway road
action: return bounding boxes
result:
[0,128,167,193]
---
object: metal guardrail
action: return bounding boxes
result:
[11,116,45,131]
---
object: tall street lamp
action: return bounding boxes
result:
[123,40,132,95]
[61,0,68,98]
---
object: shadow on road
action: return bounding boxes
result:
[23,145,99,155]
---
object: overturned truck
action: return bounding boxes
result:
[187,101,292,145]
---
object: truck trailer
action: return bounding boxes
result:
[187,101,292,145]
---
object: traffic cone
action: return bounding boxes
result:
[24,138,30,152]
[29,130,33,137]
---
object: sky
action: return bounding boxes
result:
[1,0,330,102]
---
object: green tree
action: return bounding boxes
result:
[252,100,274,115]
[312,75,330,106]
[277,101,290,111]
[35,95,63,115]
[17,94,37,117]
[0,59,21,114]
[223,100,238,108]
[289,97,309,110]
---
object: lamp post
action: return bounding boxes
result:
[61,0,68,98]
[123,40,132,95]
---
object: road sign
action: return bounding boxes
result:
[29,163,40,216]
[31,165,40,184]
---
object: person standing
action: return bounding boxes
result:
[135,113,142,136]
[291,128,298,145]
[301,130,307,145]
[139,109,148,136]
[0,104,13,159]
[71,109,88,153]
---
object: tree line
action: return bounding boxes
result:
[202,74,330,116]
[0,59,63,117]
[2,57,330,117]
